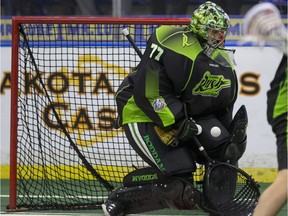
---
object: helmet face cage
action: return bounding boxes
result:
[190,1,230,48]
[206,27,228,48]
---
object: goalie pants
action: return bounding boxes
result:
[267,54,287,170]
[123,122,197,175]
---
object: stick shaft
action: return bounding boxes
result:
[122,28,143,59]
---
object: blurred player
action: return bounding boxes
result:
[242,2,287,216]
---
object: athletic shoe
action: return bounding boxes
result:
[102,200,124,216]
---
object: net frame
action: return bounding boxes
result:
[9,16,191,211]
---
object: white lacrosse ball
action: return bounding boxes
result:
[210,126,221,137]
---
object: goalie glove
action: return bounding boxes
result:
[175,118,202,142]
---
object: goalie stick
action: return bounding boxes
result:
[121,28,143,59]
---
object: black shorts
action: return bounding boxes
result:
[123,122,197,175]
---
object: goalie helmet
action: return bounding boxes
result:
[189,1,230,48]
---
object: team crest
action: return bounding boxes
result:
[152,98,167,111]
[192,71,231,97]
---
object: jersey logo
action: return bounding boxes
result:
[152,98,167,111]
[192,71,231,97]
[182,33,194,47]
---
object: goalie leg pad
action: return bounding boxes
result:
[103,178,201,215]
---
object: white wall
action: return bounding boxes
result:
[0,47,12,166]
[234,47,282,168]
[0,45,283,169]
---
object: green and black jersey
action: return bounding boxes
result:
[115,26,238,128]
[266,54,287,170]
[267,54,288,124]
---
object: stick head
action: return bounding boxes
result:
[202,163,260,215]
[241,2,287,54]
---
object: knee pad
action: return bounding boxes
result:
[195,115,230,150]
[194,115,230,161]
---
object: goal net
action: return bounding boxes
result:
[9,17,191,210]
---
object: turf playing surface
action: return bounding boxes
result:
[1,179,287,215]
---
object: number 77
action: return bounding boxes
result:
[149,43,164,61]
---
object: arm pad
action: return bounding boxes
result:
[222,105,248,164]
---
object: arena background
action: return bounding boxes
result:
[0,0,287,214]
